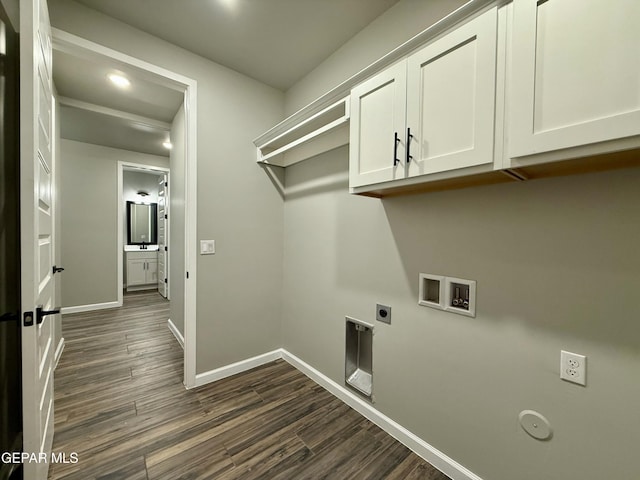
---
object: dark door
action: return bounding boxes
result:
[0,3,23,480]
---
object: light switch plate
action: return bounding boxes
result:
[200,240,215,255]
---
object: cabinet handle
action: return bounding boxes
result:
[393,132,400,166]
[406,128,413,164]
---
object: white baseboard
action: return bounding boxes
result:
[193,349,281,388]
[54,338,65,369]
[167,318,184,348]
[61,301,120,314]
[280,350,483,480]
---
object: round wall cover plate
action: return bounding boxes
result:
[519,410,553,441]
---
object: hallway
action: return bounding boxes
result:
[49,292,448,479]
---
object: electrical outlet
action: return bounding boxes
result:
[376,304,391,324]
[560,350,586,386]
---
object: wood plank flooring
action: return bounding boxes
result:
[50,291,450,480]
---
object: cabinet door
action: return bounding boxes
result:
[127,259,147,286]
[146,258,158,284]
[406,7,497,177]
[349,61,407,188]
[510,0,640,157]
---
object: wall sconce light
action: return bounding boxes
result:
[137,190,150,204]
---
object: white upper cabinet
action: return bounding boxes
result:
[406,8,497,177]
[349,62,407,188]
[510,0,640,158]
[349,7,498,191]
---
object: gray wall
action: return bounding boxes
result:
[283,149,640,480]
[50,0,285,371]
[284,0,467,114]
[60,140,168,308]
[123,171,161,204]
[169,105,185,336]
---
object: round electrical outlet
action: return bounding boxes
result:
[375,304,391,324]
[519,410,553,441]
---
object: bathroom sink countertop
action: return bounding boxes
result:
[125,245,159,252]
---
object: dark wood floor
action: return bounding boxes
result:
[50,291,450,480]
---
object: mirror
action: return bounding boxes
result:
[127,201,158,245]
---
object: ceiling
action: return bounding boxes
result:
[54,50,184,123]
[72,0,402,91]
[53,49,183,156]
[53,0,401,156]
[59,105,172,157]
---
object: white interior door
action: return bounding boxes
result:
[157,174,168,297]
[20,0,56,478]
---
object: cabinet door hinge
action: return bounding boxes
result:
[164,214,168,219]
[164,182,168,187]
[164,246,168,251]
[164,278,168,283]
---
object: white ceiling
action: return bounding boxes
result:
[59,105,172,157]
[53,50,182,156]
[54,50,184,123]
[72,0,402,91]
[53,0,402,156]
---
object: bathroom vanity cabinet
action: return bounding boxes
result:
[126,251,158,292]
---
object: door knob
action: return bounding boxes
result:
[36,305,61,325]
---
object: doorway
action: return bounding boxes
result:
[119,165,170,298]
[52,29,197,387]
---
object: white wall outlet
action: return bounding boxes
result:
[560,350,587,386]
[200,240,215,255]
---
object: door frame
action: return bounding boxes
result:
[52,29,198,388]
[117,162,170,300]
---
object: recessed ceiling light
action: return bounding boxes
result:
[163,141,173,150]
[108,73,130,88]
